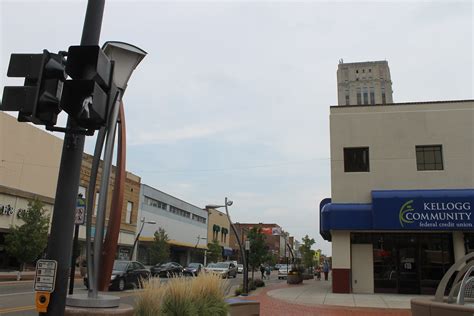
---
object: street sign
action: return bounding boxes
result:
[75,197,86,225]
[34,260,57,293]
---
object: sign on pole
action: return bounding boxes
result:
[75,197,86,225]
[34,260,58,292]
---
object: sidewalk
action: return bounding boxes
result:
[0,270,82,282]
[241,276,426,315]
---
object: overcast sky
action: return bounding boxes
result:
[1,0,473,255]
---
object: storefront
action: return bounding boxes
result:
[321,189,474,294]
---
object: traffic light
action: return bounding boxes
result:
[60,45,113,130]
[2,50,66,126]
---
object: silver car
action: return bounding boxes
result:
[205,262,238,278]
[237,264,244,273]
[278,264,289,279]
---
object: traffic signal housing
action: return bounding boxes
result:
[2,50,66,126]
[60,45,112,130]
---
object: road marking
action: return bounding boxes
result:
[0,291,32,297]
[0,305,35,314]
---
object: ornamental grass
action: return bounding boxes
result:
[134,272,229,316]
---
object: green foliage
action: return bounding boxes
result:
[300,235,316,269]
[247,226,268,278]
[207,239,222,263]
[149,228,170,265]
[5,199,49,270]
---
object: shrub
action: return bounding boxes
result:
[134,277,164,316]
[254,279,265,287]
[135,273,229,316]
[234,286,242,296]
[248,280,257,291]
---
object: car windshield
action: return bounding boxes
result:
[237,264,243,267]
[209,262,229,268]
[188,263,200,268]
[113,261,129,271]
[279,265,289,270]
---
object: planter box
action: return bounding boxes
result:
[302,273,314,280]
[287,274,303,284]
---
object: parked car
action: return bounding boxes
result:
[278,264,290,280]
[183,263,204,276]
[151,262,183,277]
[84,260,150,291]
[205,262,238,278]
[237,264,244,274]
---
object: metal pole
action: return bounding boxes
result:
[42,1,105,314]
[130,219,145,261]
[68,224,80,295]
[224,197,248,295]
[92,90,121,297]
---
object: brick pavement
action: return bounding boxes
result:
[242,283,412,316]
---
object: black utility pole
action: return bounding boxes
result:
[42,1,105,315]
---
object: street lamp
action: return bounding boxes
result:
[130,217,157,261]
[205,198,248,296]
[68,41,146,309]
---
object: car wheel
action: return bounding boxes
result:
[118,279,125,291]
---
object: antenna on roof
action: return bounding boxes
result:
[338,58,344,64]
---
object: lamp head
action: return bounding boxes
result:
[226,200,233,206]
[102,41,147,91]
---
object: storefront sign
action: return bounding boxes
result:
[372,190,474,230]
[0,204,27,217]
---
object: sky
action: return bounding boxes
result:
[1,0,473,255]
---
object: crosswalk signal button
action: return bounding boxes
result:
[35,291,50,312]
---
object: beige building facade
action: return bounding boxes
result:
[337,60,393,106]
[206,208,232,259]
[321,99,474,295]
[0,112,140,267]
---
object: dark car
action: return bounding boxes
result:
[83,260,150,291]
[183,263,204,276]
[151,262,183,277]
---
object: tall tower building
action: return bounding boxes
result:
[337,60,393,106]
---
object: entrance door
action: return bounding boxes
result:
[398,246,419,294]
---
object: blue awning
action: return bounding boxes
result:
[320,189,474,241]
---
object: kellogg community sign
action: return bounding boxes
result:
[372,190,474,231]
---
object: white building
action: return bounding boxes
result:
[137,184,208,266]
[320,99,474,294]
[337,60,394,106]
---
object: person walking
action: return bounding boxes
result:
[265,265,271,280]
[260,264,266,280]
[323,261,330,281]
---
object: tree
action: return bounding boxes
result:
[5,199,50,271]
[149,228,170,265]
[247,226,268,280]
[300,235,316,272]
[206,239,222,263]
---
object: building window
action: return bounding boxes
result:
[94,192,99,216]
[382,92,386,104]
[416,145,443,171]
[357,92,362,105]
[345,94,350,105]
[192,214,206,224]
[145,196,168,210]
[369,69,371,73]
[169,205,191,218]
[356,69,359,74]
[363,88,369,105]
[126,201,133,224]
[370,87,375,105]
[344,147,370,172]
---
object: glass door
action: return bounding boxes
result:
[398,239,420,294]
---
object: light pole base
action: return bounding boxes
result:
[66,293,120,308]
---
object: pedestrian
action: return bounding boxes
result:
[316,266,321,281]
[323,261,329,281]
[260,264,265,279]
[265,265,271,280]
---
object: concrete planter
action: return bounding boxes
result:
[226,298,260,316]
[411,298,474,316]
[302,273,314,280]
[287,273,303,284]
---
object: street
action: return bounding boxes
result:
[0,272,284,315]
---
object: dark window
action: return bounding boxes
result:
[370,91,375,105]
[416,145,443,171]
[363,92,369,105]
[362,69,365,73]
[357,93,362,105]
[382,92,386,104]
[344,147,370,172]
[345,95,350,105]
[356,70,359,73]
[369,69,371,73]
